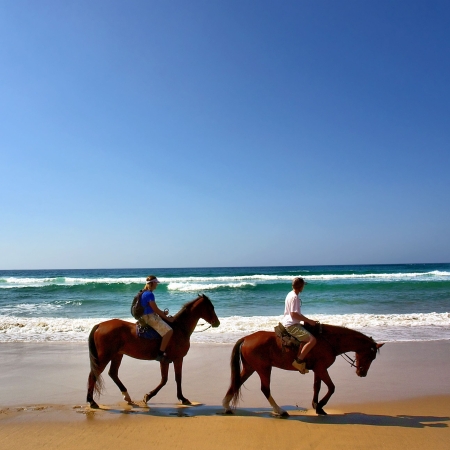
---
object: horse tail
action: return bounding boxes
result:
[88,324,104,396]
[229,337,245,408]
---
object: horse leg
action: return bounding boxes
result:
[173,358,191,405]
[108,354,132,404]
[312,371,322,411]
[143,362,169,404]
[258,367,288,417]
[222,363,255,413]
[313,366,335,415]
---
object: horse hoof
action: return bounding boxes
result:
[89,401,99,409]
[122,392,132,403]
[181,399,192,406]
[272,410,289,418]
[143,394,150,404]
[316,406,327,415]
[224,408,233,415]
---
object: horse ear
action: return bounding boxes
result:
[376,343,385,349]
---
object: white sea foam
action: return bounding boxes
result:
[167,281,256,291]
[2,270,449,289]
[0,313,449,343]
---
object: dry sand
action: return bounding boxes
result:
[0,340,449,449]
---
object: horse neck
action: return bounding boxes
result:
[325,326,370,355]
[174,301,202,336]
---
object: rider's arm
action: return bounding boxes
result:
[149,300,174,323]
[291,311,315,326]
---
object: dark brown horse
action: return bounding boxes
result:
[222,323,384,416]
[87,294,220,408]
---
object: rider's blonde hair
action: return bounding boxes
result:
[143,275,158,291]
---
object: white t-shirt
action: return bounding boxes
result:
[281,290,302,327]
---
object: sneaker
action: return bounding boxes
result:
[292,360,309,374]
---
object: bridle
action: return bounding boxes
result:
[194,323,212,333]
[314,321,367,370]
[341,352,357,368]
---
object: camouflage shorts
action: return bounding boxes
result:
[141,313,172,336]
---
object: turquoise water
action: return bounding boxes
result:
[1,264,449,343]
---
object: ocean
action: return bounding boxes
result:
[1,263,449,344]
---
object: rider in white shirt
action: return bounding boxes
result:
[281,277,317,374]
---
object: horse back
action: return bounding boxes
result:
[240,331,299,371]
[240,330,336,372]
[94,319,160,360]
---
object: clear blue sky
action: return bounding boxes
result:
[1,1,449,269]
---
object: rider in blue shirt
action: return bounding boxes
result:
[140,275,174,363]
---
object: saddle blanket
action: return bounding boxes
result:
[136,323,160,340]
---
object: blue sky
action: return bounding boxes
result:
[1,1,449,269]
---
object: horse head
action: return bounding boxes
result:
[355,341,384,377]
[194,294,220,328]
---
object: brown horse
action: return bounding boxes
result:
[87,294,220,408]
[222,323,384,416]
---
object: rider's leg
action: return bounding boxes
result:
[286,324,315,374]
[160,328,173,352]
[143,313,173,362]
[297,334,317,361]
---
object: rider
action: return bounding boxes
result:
[281,277,317,374]
[140,275,174,363]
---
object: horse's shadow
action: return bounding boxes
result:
[83,403,449,429]
[289,411,449,429]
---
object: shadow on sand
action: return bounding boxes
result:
[86,402,449,429]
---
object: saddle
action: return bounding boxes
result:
[274,322,302,350]
[136,322,160,340]
[274,322,322,351]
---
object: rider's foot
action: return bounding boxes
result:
[292,359,309,374]
[156,351,172,364]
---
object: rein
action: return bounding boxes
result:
[314,322,357,369]
[340,353,357,368]
[194,323,212,333]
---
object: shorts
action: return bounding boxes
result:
[285,324,312,342]
[141,313,172,337]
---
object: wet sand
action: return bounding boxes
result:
[0,341,449,449]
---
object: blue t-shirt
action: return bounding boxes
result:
[141,290,155,315]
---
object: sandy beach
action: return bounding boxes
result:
[1,340,449,449]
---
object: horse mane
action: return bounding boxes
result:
[172,294,209,321]
[318,323,379,351]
